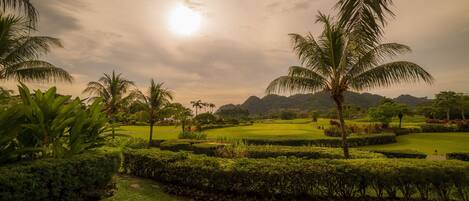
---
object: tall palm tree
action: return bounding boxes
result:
[266,13,433,158]
[208,103,216,113]
[0,0,37,26]
[0,14,72,83]
[83,71,135,138]
[137,79,173,145]
[190,100,204,116]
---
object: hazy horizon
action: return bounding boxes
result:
[3,0,469,107]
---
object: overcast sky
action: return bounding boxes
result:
[5,0,469,107]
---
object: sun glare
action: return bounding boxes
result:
[169,4,202,36]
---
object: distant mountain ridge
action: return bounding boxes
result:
[217,91,431,116]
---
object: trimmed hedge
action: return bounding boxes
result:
[447,152,469,161]
[156,140,384,159]
[421,124,457,132]
[124,149,469,201]
[246,145,384,159]
[369,149,427,159]
[0,152,121,201]
[244,134,396,147]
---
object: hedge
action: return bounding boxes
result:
[447,152,469,161]
[421,124,457,132]
[243,134,396,147]
[123,149,469,201]
[369,149,427,159]
[0,152,121,201]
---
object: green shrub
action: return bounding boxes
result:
[246,145,384,159]
[244,134,396,147]
[0,152,120,201]
[215,139,247,158]
[324,126,351,137]
[160,140,193,152]
[392,127,422,135]
[178,131,207,140]
[124,149,469,201]
[192,142,227,155]
[105,136,147,149]
[370,149,427,159]
[447,152,469,161]
[421,124,457,132]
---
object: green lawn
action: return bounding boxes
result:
[119,125,180,140]
[103,175,182,201]
[364,132,469,155]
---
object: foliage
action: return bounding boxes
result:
[194,112,217,125]
[279,110,297,120]
[434,91,458,121]
[168,103,192,132]
[124,149,469,201]
[420,124,457,133]
[0,84,109,163]
[369,149,427,159]
[244,134,396,147]
[368,102,408,127]
[447,152,469,162]
[324,126,350,137]
[0,14,72,83]
[0,152,120,201]
[0,0,37,27]
[216,106,249,121]
[105,136,147,149]
[245,145,383,159]
[178,131,207,140]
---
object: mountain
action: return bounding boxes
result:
[217,92,431,116]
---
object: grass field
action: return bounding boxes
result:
[119,117,469,155]
[104,175,181,201]
[364,132,469,155]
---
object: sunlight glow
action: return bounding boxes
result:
[169,4,202,36]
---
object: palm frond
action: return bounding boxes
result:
[3,60,72,83]
[266,76,326,94]
[0,0,37,27]
[3,36,62,64]
[288,33,330,76]
[349,61,434,90]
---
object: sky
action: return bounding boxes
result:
[5,0,469,108]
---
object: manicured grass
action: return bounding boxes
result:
[103,174,182,201]
[119,125,180,140]
[364,132,469,155]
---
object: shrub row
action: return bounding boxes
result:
[123,149,469,201]
[447,152,469,162]
[0,152,121,201]
[244,134,396,147]
[369,150,427,159]
[159,141,384,159]
[421,124,458,132]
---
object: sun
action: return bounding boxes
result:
[169,4,202,36]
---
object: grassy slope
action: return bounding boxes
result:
[364,132,469,155]
[103,175,182,201]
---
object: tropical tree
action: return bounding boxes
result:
[83,71,136,138]
[434,91,458,121]
[0,14,72,83]
[169,103,192,132]
[208,103,216,113]
[137,79,173,145]
[190,100,204,116]
[456,93,469,120]
[266,13,433,158]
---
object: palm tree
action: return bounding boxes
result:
[170,103,193,132]
[83,71,136,138]
[0,0,37,26]
[137,79,173,145]
[266,13,433,158]
[208,103,216,113]
[190,100,204,116]
[0,14,72,83]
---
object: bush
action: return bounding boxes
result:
[392,127,422,135]
[421,124,457,132]
[124,149,469,201]
[105,136,147,149]
[447,152,469,161]
[244,134,396,147]
[279,111,297,120]
[324,126,350,137]
[194,113,217,125]
[0,152,120,201]
[457,121,469,132]
[246,145,384,159]
[178,131,207,140]
[369,149,427,159]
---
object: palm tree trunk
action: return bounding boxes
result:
[446,108,450,122]
[149,122,154,146]
[181,120,185,132]
[333,95,350,159]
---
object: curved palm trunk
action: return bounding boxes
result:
[149,121,154,146]
[333,95,350,159]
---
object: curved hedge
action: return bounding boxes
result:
[160,141,384,159]
[244,133,396,147]
[0,152,120,201]
[448,152,469,161]
[124,149,469,201]
[369,149,427,159]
